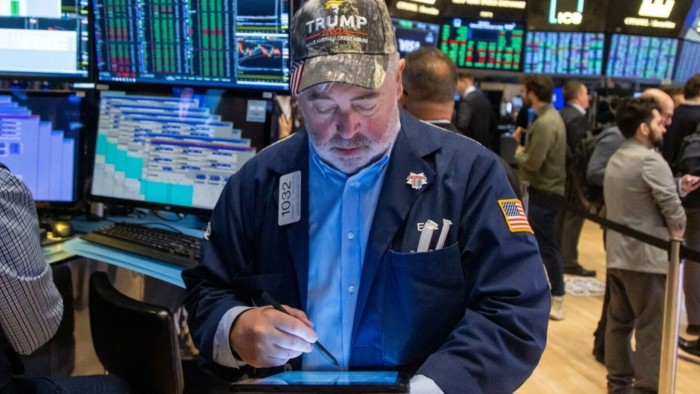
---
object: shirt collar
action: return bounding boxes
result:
[464,86,476,97]
[571,103,586,115]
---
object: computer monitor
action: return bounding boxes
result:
[89,89,260,215]
[524,31,605,76]
[552,86,565,110]
[0,89,84,204]
[0,0,90,79]
[93,0,291,90]
[605,34,678,81]
[439,18,524,71]
[392,18,440,58]
[675,40,700,83]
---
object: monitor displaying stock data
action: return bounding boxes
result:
[605,34,678,81]
[524,31,605,76]
[439,18,524,71]
[90,90,257,213]
[675,40,700,83]
[93,0,290,90]
[0,0,90,79]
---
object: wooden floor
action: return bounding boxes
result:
[70,221,700,392]
[516,220,700,394]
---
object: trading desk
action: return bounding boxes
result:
[58,215,205,288]
[63,238,186,287]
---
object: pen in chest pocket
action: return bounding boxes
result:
[416,219,452,252]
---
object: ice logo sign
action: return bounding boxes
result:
[549,0,585,25]
[638,0,675,19]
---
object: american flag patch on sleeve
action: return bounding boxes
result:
[498,199,533,234]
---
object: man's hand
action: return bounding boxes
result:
[512,126,525,145]
[680,174,700,194]
[230,305,317,368]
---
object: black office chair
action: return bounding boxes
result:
[89,271,184,394]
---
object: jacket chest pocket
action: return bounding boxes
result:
[380,242,466,365]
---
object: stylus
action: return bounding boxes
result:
[261,292,340,367]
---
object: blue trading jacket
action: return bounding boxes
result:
[182,109,550,394]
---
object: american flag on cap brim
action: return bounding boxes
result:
[498,199,533,233]
[290,60,305,95]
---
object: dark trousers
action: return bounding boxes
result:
[556,207,586,269]
[528,189,566,296]
[605,269,665,394]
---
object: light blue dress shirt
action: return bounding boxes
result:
[302,143,390,369]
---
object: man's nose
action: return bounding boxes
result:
[336,111,360,139]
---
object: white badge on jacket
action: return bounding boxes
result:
[279,171,301,226]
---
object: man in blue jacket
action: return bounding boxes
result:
[182,1,549,393]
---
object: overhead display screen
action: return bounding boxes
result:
[443,0,528,21]
[439,18,524,71]
[527,0,608,32]
[392,18,440,58]
[390,0,447,23]
[682,1,700,42]
[606,34,678,81]
[524,31,604,76]
[607,0,694,38]
[0,0,90,79]
[674,40,700,83]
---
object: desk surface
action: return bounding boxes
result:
[63,238,186,287]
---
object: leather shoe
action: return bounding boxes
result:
[688,324,700,336]
[564,264,597,277]
[679,337,700,357]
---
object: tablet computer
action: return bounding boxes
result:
[229,370,409,393]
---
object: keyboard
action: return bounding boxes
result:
[80,223,201,268]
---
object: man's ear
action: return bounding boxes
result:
[395,58,405,98]
[639,122,650,138]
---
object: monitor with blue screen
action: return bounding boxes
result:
[89,90,258,214]
[674,40,700,83]
[605,34,678,81]
[525,31,604,76]
[93,0,291,90]
[0,90,83,203]
[0,0,90,79]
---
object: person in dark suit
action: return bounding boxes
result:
[556,81,597,277]
[181,1,549,393]
[453,69,500,152]
[401,46,521,198]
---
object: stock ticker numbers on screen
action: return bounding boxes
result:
[525,31,604,76]
[674,40,700,84]
[94,0,290,90]
[606,34,678,81]
[440,19,524,71]
[0,0,90,78]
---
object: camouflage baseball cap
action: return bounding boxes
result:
[289,0,397,94]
